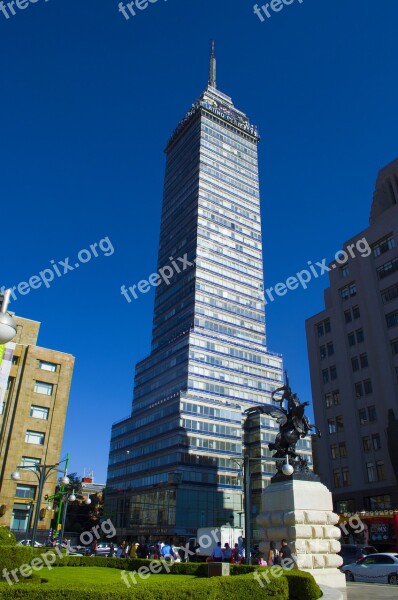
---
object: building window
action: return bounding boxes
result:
[372,434,381,450]
[336,416,344,432]
[386,310,398,329]
[333,469,341,488]
[368,405,377,423]
[362,436,371,452]
[352,305,360,319]
[327,342,334,356]
[12,356,19,365]
[341,266,350,278]
[328,418,336,434]
[341,284,357,301]
[391,339,398,355]
[359,408,367,425]
[367,463,376,482]
[15,485,36,499]
[30,406,49,420]
[331,444,339,459]
[317,319,331,337]
[377,257,398,280]
[320,345,327,360]
[34,381,53,396]
[344,310,352,324]
[330,366,337,381]
[367,495,392,510]
[376,461,385,481]
[333,390,341,405]
[364,379,373,395]
[342,467,351,487]
[339,442,347,457]
[372,235,395,257]
[336,499,355,513]
[322,369,329,384]
[352,357,359,372]
[25,431,45,445]
[325,390,340,407]
[20,457,41,468]
[38,361,57,372]
[381,283,398,304]
[355,382,363,398]
[348,332,356,346]
[356,329,364,343]
[360,353,368,368]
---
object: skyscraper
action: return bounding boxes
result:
[106,44,311,540]
[306,159,398,514]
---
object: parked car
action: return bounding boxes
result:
[17,539,43,548]
[338,544,378,566]
[341,552,398,584]
[95,542,118,556]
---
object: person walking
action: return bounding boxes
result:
[211,542,223,562]
[280,539,298,568]
[222,542,232,563]
[267,541,280,566]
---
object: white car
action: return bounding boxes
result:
[341,552,398,584]
[17,539,43,548]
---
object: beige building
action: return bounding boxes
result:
[306,159,398,513]
[0,314,74,538]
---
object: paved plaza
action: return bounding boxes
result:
[344,583,398,599]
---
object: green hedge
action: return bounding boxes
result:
[0,572,289,599]
[284,570,322,600]
[4,551,321,599]
[0,528,16,546]
[0,547,33,577]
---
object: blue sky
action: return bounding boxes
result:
[1,0,397,483]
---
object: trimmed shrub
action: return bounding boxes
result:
[284,570,322,600]
[0,528,16,546]
[0,572,289,599]
[0,547,33,579]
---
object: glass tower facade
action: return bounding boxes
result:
[106,47,312,540]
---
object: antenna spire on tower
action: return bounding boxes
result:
[209,40,217,88]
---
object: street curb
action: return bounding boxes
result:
[319,585,344,600]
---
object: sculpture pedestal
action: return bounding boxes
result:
[257,477,346,588]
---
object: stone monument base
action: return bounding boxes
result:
[257,476,346,589]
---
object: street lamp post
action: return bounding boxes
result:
[0,290,17,345]
[57,490,91,548]
[11,461,70,546]
[230,455,262,564]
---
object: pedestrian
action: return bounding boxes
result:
[223,542,232,562]
[187,540,199,562]
[211,541,223,562]
[280,539,297,567]
[129,542,138,559]
[232,543,242,564]
[108,542,115,557]
[267,541,280,566]
[160,539,175,561]
[91,539,98,556]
